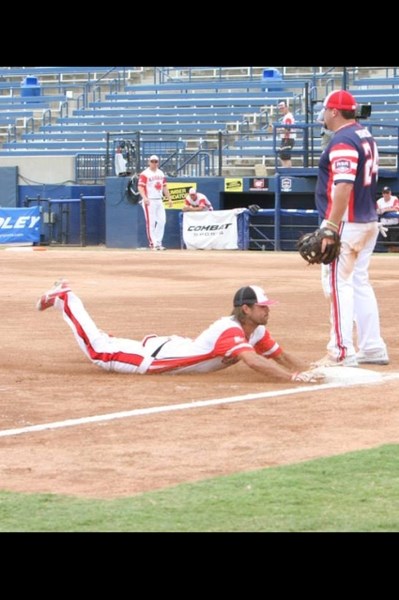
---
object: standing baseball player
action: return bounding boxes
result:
[313,89,389,367]
[138,155,173,250]
[276,101,296,167]
[36,279,325,384]
[182,188,214,212]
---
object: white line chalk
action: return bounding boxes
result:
[1,370,399,439]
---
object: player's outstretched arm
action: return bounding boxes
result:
[238,350,325,384]
[273,350,308,373]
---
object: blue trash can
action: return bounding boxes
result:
[20,76,41,102]
[262,68,283,91]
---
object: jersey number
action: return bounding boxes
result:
[362,140,378,187]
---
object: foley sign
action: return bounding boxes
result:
[0,206,41,244]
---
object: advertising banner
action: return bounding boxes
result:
[182,209,238,249]
[224,178,243,192]
[0,206,41,244]
[249,178,269,191]
[168,183,196,209]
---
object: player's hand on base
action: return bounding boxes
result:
[291,369,326,383]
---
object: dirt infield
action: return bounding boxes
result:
[1,247,398,499]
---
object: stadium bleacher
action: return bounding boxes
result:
[0,67,399,178]
[0,67,138,146]
[2,66,399,255]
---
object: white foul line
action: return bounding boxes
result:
[1,372,399,439]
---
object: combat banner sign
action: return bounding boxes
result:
[182,209,238,249]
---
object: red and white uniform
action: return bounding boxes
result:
[56,292,282,375]
[376,194,399,226]
[280,112,296,140]
[138,167,167,248]
[184,192,213,211]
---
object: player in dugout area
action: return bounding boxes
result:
[36,279,326,384]
[182,188,214,212]
[376,186,399,252]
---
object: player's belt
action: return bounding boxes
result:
[137,337,171,373]
[151,339,171,358]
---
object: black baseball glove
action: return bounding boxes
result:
[125,175,141,205]
[248,204,261,215]
[297,228,341,265]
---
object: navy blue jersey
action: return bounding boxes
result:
[315,122,379,222]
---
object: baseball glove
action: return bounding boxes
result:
[248,204,261,214]
[125,175,141,205]
[297,228,341,265]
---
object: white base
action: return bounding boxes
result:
[317,366,384,385]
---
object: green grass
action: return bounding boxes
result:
[1,445,399,532]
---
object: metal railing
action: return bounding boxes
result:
[155,67,263,84]
[75,153,108,184]
[72,119,399,184]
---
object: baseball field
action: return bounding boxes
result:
[1,247,398,531]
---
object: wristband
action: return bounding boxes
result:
[324,219,339,230]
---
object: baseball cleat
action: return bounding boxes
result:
[36,279,71,311]
[356,349,389,365]
[311,354,358,368]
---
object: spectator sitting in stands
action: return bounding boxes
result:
[376,186,399,252]
[182,188,214,212]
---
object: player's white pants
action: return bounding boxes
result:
[141,199,166,248]
[54,292,154,373]
[322,221,386,360]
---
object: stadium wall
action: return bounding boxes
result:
[0,156,75,185]
[2,167,398,249]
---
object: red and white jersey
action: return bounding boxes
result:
[184,192,213,211]
[377,194,399,212]
[145,315,282,374]
[377,194,399,225]
[280,112,296,140]
[138,167,167,199]
[61,293,283,377]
